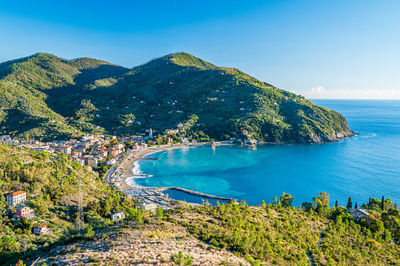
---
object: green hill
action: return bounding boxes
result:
[0,145,139,264]
[0,52,353,143]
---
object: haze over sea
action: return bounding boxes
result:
[136,100,400,206]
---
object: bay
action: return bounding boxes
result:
[136,100,400,206]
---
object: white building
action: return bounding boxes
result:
[33,225,50,235]
[111,212,126,222]
[137,202,157,212]
[6,191,27,206]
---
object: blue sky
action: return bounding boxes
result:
[1,0,399,99]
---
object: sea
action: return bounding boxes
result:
[135,100,400,206]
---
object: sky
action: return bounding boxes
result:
[0,0,400,99]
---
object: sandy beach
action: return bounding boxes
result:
[111,141,233,192]
[111,143,189,190]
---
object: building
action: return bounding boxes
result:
[111,212,126,222]
[33,225,50,235]
[74,158,85,166]
[59,146,72,155]
[4,139,20,146]
[13,205,35,219]
[137,202,157,212]
[348,208,370,221]
[85,156,98,167]
[6,191,27,206]
[107,148,119,157]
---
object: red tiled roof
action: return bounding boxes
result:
[8,191,26,197]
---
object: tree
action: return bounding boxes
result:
[355,202,358,209]
[395,203,398,210]
[0,236,18,252]
[346,197,352,209]
[280,193,293,207]
[369,219,385,235]
[156,207,164,221]
[381,196,385,211]
[135,209,144,224]
[261,200,266,208]
[312,192,330,216]
[335,200,338,208]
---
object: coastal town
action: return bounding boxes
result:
[0,134,148,169]
[0,132,209,214]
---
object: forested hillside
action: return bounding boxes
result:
[0,145,140,264]
[0,52,353,143]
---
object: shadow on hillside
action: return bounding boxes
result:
[45,64,129,116]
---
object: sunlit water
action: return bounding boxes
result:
[135,100,400,206]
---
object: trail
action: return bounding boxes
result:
[307,222,329,265]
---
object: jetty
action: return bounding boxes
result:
[160,186,236,202]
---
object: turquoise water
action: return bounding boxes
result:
[136,100,400,206]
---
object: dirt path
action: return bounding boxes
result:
[307,222,329,265]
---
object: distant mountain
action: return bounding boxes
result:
[0,52,353,142]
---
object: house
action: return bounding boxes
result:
[4,139,20,146]
[0,135,11,141]
[107,148,119,157]
[111,212,126,222]
[82,156,98,167]
[74,158,86,166]
[137,202,157,212]
[71,151,83,158]
[106,158,117,165]
[6,191,27,206]
[33,225,50,235]
[13,205,35,219]
[59,146,72,155]
[348,208,370,221]
[86,156,98,167]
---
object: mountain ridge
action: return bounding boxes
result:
[0,52,353,142]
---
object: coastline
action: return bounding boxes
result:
[112,141,233,192]
[112,143,188,190]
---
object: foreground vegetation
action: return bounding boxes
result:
[0,52,352,143]
[0,145,144,264]
[1,144,399,265]
[166,194,400,265]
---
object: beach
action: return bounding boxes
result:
[111,143,189,191]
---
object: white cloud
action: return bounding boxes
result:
[294,87,400,100]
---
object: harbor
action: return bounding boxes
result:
[105,142,236,208]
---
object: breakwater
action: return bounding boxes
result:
[160,186,236,202]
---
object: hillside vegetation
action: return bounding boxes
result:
[31,197,400,265]
[0,52,353,143]
[0,145,141,264]
[0,145,399,265]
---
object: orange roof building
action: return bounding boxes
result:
[6,191,27,206]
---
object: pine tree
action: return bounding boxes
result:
[335,200,338,208]
[381,196,385,211]
[355,202,358,209]
[394,203,398,210]
[346,197,352,209]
